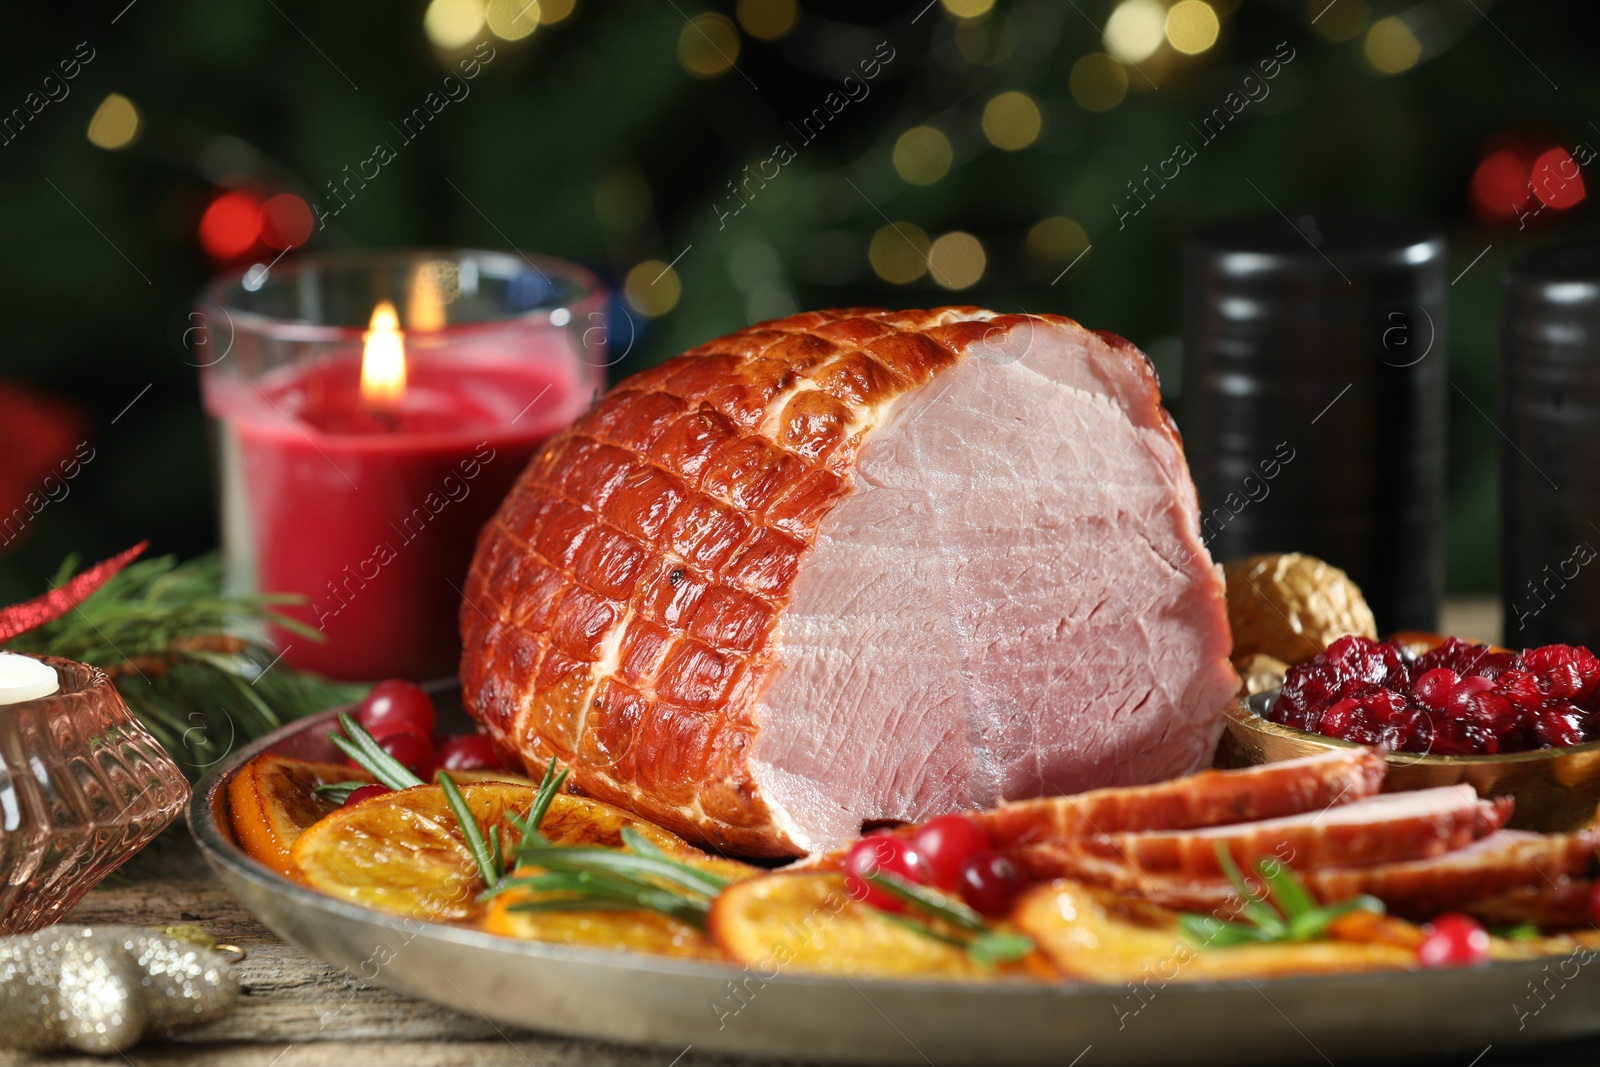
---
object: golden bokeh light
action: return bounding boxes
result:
[1365,16,1421,74]
[981,91,1043,151]
[624,260,682,317]
[87,94,140,151]
[1309,0,1368,42]
[893,126,953,185]
[929,232,986,290]
[1069,53,1129,112]
[869,223,931,285]
[737,0,798,41]
[1104,0,1166,63]
[423,0,486,50]
[539,0,576,23]
[485,0,539,40]
[678,13,741,78]
[941,0,996,17]
[1023,217,1090,283]
[1165,1,1220,55]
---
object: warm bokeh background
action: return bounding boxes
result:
[1,0,1594,602]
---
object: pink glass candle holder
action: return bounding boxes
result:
[195,249,607,681]
[0,656,190,933]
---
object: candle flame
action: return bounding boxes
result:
[361,301,406,408]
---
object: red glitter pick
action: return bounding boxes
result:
[0,541,148,644]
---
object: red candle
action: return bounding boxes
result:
[204,301,596,680]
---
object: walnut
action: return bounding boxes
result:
[1224,553,1378,666]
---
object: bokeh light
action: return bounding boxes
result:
[198,191,261,260]
[485,0,539,40]
[423,0,486,50]
[624,260,682,317]
[1532,147,1586,210]
[1309,0,1368,42]
[1468,148,1532,222]
[982,91,1043,151]
[1023,217,1090,282]
[941,0,996,17]
[737,0,798,41]
[893,126,954,185]
[1104,0,1166,63]
[1364,16,1421,74]
[539,0,576,23]
[678,13,741,78]
[86,93,140,151]
[1165,1,1220,55]
[259,194,314,250]
[1069,53,1129,112]
[928,232,986,290]
[869,223,931,284]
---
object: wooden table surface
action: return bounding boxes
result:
[7,599,1596,1067]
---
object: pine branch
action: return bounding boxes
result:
[4,552,365,778]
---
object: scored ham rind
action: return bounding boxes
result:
[981,749,1386,846]
[1017,786,1514,885]
[461,307,1238,856]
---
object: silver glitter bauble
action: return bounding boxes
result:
[0,925,240,1053]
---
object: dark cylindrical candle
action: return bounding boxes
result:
[1180,211,1447,632]
[1502,241,1600,646]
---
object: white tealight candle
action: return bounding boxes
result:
[0,652,59,705]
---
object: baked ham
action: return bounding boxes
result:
[981,749,1386,845]
[1028,786,1513,882]
[460,307,1238,856]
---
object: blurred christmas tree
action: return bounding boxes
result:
[1,0,1596,604]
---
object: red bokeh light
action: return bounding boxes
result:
[259,193,314,250]
[1531,147,1586,210]
[198,191,262,260]
[1469,148,1532,222]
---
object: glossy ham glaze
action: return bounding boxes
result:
[460,307,1237,855]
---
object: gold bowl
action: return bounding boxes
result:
[1219,689,1600,833]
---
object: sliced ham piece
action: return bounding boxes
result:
[461,308,1238,856]
[981,748,1386,845]
[1019,785,1514,886]
[1068,829,1597,922]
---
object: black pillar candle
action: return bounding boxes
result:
[1180,211,1447,632]
[1502,241,1600,646]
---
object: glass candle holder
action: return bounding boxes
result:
[195,249,607,681]
[0,656,190,933]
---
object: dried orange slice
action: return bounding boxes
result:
[289,781,537,923]
[228,753,374,878]
[481,797,754,956]
[1012,879,1416,982]
[710,872,1018,980]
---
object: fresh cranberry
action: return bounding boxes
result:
[1418,913,1490,968]
[357,680,437,738]
[910,814,992,891]
[343,784,392,807]
[957,851,1031,917]
[1521,645,1600,702]
[1535,703,1587,747]
[438,734,503,771]
[370,729,437,781]
[843,835,923,913]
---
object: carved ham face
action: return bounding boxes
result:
[460,307,1238,856]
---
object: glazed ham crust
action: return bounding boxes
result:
[461,307,1236,855]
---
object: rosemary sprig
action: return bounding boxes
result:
[313,780,373,804]
[1181,842,1385,949]
[862,870,1035,967]
[330,713,423,790]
